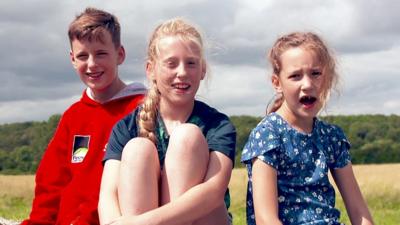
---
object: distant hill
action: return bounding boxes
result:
[0,115,60,174]
[1,114,400,174]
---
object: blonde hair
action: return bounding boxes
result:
[138,18,205,143]
[68,7,121,49]
[267,32,338,114]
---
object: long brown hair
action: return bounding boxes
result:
[266,32,338,114]
[138,18,205,143]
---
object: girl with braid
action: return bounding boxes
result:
[99,18,236,225]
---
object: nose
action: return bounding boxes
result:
[176,62,187,78]
[301,75,313,90]
[87,55,97,69]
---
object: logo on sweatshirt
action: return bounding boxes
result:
[72,135,90,163]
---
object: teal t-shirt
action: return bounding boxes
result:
[105,100,236,209]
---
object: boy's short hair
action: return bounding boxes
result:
[68,7,121,48]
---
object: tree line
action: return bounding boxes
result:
[0,114,399,174]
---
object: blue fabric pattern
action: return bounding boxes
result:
[241,112,351,225]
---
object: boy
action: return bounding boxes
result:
[22,7,146,225]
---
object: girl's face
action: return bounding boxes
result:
[272,47,326,125]
[149,36,205,109]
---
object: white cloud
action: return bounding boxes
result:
[384,100,400,111]
[0,96,79,124]
[0,0,399,124]
[197,63,271,116]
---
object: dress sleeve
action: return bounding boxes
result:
[241,117,281,170]
[330,125,351,169]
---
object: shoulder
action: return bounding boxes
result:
[115,106,141,130]
[315,118,351,168]
[107,82,146,104]
[241,114,282,164]
[250,113,282,137]
[194,100,233,128]
[315,118,348,142]
[195,100,229,119]
[58,96,86,121]
[108,107,140,148]
[314,118,351,155]
[61,90,95,115]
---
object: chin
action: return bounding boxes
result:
[295,109,316,119]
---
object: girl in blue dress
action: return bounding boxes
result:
[241,32,374,225]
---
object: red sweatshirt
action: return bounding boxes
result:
[22,83,146,225]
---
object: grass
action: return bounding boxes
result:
[229,164,400,225]
[0,175,34,220]
[331,164,400,225]
[1,164,400,224]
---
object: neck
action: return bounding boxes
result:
[276,103,314,133]
[89,78,126,103]
[159,99,195,132]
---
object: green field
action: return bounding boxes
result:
[1,164,400,224]
[229,164,400,225]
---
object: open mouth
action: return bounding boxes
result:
[299,96,317,106]
[172,83,190,91]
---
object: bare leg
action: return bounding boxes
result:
[193,204,230,225]
[118,137,160,215]
[161,124,229,225]
[161,123,209,204]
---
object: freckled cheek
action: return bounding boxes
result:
[156,67,174,78]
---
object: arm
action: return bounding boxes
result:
[252,159,283,225]
[110,151,232,225]
[331,163,374,225]
[98,160,122,225]
[21,116,71,225]
[71,195,102,225]
[71,162,109,225]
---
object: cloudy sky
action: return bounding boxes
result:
[0,0,399,124]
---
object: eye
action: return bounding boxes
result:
[165,60,178,68]
[311,70,322,77]
[289,73,301,79]
[76,53,88,60]
[97,51,108,57]
[187,59,198,68]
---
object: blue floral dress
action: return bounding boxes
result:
[241,113,351,225]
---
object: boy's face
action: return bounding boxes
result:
[70,31,125,94]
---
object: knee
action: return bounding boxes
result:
[169,123,205,144]
[121,137,158,164]
[167,123,208,157]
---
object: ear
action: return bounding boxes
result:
[70,51,77,69]
[201,61,206,80]
[271,74,283,93]
[117,45,126,65]
[145,61,155,81]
